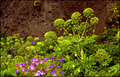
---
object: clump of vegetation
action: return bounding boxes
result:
[0,7,120,77]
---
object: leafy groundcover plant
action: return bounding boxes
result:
[0,8,120,77]
[15,56,64,77]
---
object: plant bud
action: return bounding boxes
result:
[75,54,77,57]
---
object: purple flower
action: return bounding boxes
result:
[32,58,38,63]
[15,64,18,67]
[51,56,54,58]
[106,40,110,42]
[29,64,35,71]
[55,60,57,63]
[16,69,18,73]
[12,50,16,53]
[22,67,25,71]
[60,58,64,62]
[19,63,25,67]
[49,64,53,68]
[34,72,40,77]
[48,57,52,60]
[43,57,47,62]
[54,64,56,66]
[57,65,60,68]
[25,70,27,74]
[53,72,57,77]
[25,61,28,64]
[31,41,35,44]
[44,68,50,71]
[32,58,39,65]
[37,69,41,73]
[34,62,38,65]
[52,69,56,72]
[58,70,63,74]
[40,71,45,75]
[40,60,44,64]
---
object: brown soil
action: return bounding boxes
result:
[0,0,118,41]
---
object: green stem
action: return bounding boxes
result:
[72,29,75,36]
[62,27,69,35]
[78,30,81,39]
[82,25,86,37]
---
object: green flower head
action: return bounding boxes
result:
[80,22,89,30]
[83,8,94,18]
[90,17,99,25]
[96,49,109,61]
[71,12,82,20]
[44,31,57,40]
[54,18,64,27]
[26,36,33,41]
[64,19,73,29]
[34,37,39,42]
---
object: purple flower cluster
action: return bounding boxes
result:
[11,48,16,53]
[15,56,64,77]
[31,41,36,44]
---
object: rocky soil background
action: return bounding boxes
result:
[0,0,118,41]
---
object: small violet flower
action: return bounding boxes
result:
[29,64,35,71]
[44,68,50,71]
[12,50,16,53]
[40,60,44,64]
[34,72,40,77]
[53,72,57,77]
[25,70,27,74]
[43,57,47,62]
[52,69,56,73]
[16,69,18,73]
[25,61,28,64]
[55,60,57,63]
[57,65,60,68]
[22,67,25,71]
[31,41,36,44]
[15,64,18,67]
[19,63,25,67]
[37,69,41,73]
[49,64,53,68]
[58,70,63,74]
[40,71,45,75]
[51,56,54,58]
[60,58,64,62]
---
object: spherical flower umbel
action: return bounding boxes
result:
[71,12,82,20]
[54,18,64,27]
[90,17,99,25]
[44,31,57,40]
[83,8,94,18]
